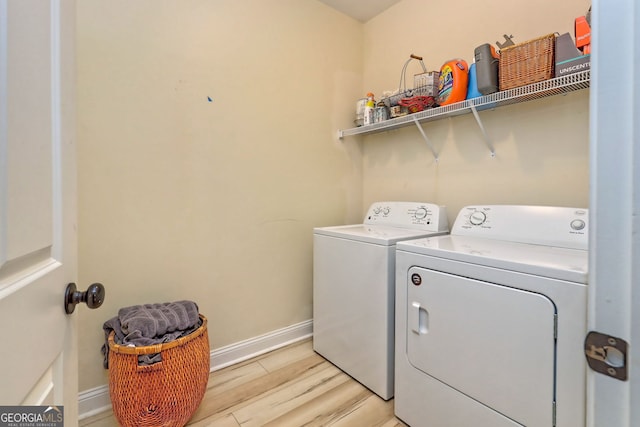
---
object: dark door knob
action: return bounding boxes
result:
[64,282,105,314]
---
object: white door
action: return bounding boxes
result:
[406,267,556,426]
[0,0,78,423]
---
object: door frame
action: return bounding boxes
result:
[588,0,640,426]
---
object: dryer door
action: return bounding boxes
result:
[406,267,556,427]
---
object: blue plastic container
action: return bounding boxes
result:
[466,63,482,99]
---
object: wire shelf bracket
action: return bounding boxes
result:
[412,116,439,161]
[469,103,495,157]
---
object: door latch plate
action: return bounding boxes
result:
[584,331,628,381]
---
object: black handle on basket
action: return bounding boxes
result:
[64,282,105,314]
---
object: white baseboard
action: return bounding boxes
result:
[210,319,313,371]
[79,319,313,420]
[78,385,112,421]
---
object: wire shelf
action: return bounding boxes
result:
[338,70,590,139]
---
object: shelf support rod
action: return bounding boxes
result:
[469,104,496,157]
[412,116,439,161]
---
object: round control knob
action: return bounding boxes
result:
[570,219,586,231]
[469,211,487,226]
[382,207,391,215]
[373,207,382,214]
[414,207,428,219]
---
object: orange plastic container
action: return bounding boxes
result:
[437,59,469,106]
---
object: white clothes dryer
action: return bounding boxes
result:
[313,201,448,400]
[395,205,588,427]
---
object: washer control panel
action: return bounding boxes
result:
[453,205,588,250]
[364,202,449,232]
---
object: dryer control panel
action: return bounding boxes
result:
[452,205,588,250]
[364,202,448,232]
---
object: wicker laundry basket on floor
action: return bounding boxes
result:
[108,315,210,427]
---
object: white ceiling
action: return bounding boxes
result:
[317,0,402,22]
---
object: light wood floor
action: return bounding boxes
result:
[80,338,407,426]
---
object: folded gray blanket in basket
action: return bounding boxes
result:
[102,300,201,368]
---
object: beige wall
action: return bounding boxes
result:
[360,0,591,224]
[76,0,592,394]
[76,0,363,391]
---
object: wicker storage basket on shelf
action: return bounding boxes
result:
[499,33,556,90]
[108,314,210,427]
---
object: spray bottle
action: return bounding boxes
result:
[363,93,375,126]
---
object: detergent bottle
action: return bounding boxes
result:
[363,93,375,126]
[466,63,482,99]
[437,59,469,106]
[474,43,500,95]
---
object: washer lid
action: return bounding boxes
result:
[397,234,588,283]
[314,224,446,245]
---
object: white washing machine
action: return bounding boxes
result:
[394,205,588,427]
[313,201,448,400]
